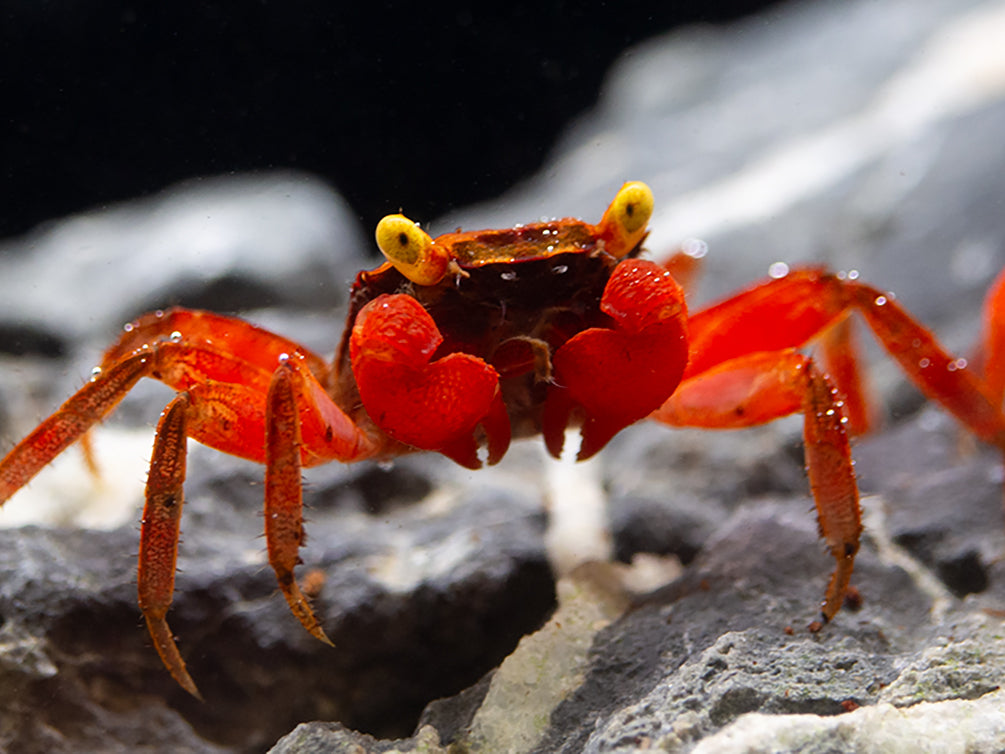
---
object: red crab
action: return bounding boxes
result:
[1,182,1004,698]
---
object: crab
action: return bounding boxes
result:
[1,182,1004,698]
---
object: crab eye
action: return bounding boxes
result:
[375,214,452,286]
[599,181,654,258]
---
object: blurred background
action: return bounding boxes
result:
[1,0,781,238]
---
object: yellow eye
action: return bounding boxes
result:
[598,181,654,258]
[375,214,452,286]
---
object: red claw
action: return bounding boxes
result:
[544,259,689,459]
[350,294,510,467]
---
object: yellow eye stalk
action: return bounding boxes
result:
[376,214,454,286]
[598,181,654,258]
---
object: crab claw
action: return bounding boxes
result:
[543,259,689,459]
[350,294,511,468]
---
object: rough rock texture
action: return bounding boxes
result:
[2,0,1005,752]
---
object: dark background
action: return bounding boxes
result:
[2,1,783,239]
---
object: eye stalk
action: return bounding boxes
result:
[598,181,655,258]
[375,214,454,286]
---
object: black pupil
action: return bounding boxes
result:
[398,232,409,247]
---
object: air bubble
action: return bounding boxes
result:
[546,245,554,253]
[552,264,569,275]
[874,295,887,306]
[847,269,860,280]
[278,352,290,364]
[123,322,135,333]
[681,238,708,259]
[947,358,968,372]
[768,262,790,279]
[170,331,182,342]
[500,270,517,281]
[919,357,931,368]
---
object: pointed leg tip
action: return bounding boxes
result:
[315,627,335,647]
[298,609,335,647]
[144,613,201,699]
[279,580,335,647]
[179,673,204,701]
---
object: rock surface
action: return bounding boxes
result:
[1,0,1005,752]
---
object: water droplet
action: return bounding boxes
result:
[768,262,789,279]
[874,295,887,306]
[825,408,835,416]
[918,357,931,368]
[542,229,551,236]
[681,238,708,259]
[169,331,182,342]
[500,270,517,281]
[546,245,554,253]
[552,264,568,275]
[278,352,290,364]
[947,357,968,372]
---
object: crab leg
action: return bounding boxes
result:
[801,362,861,621]
[0,351,151,502]
[653,350,860,621]
[101,307,329,379]
[846,281,1005,447]
[263,360,332,647]
[978,267,1005,408]
[686,269,1005,447]
[137,394,200,698]
[816,316,875,437]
